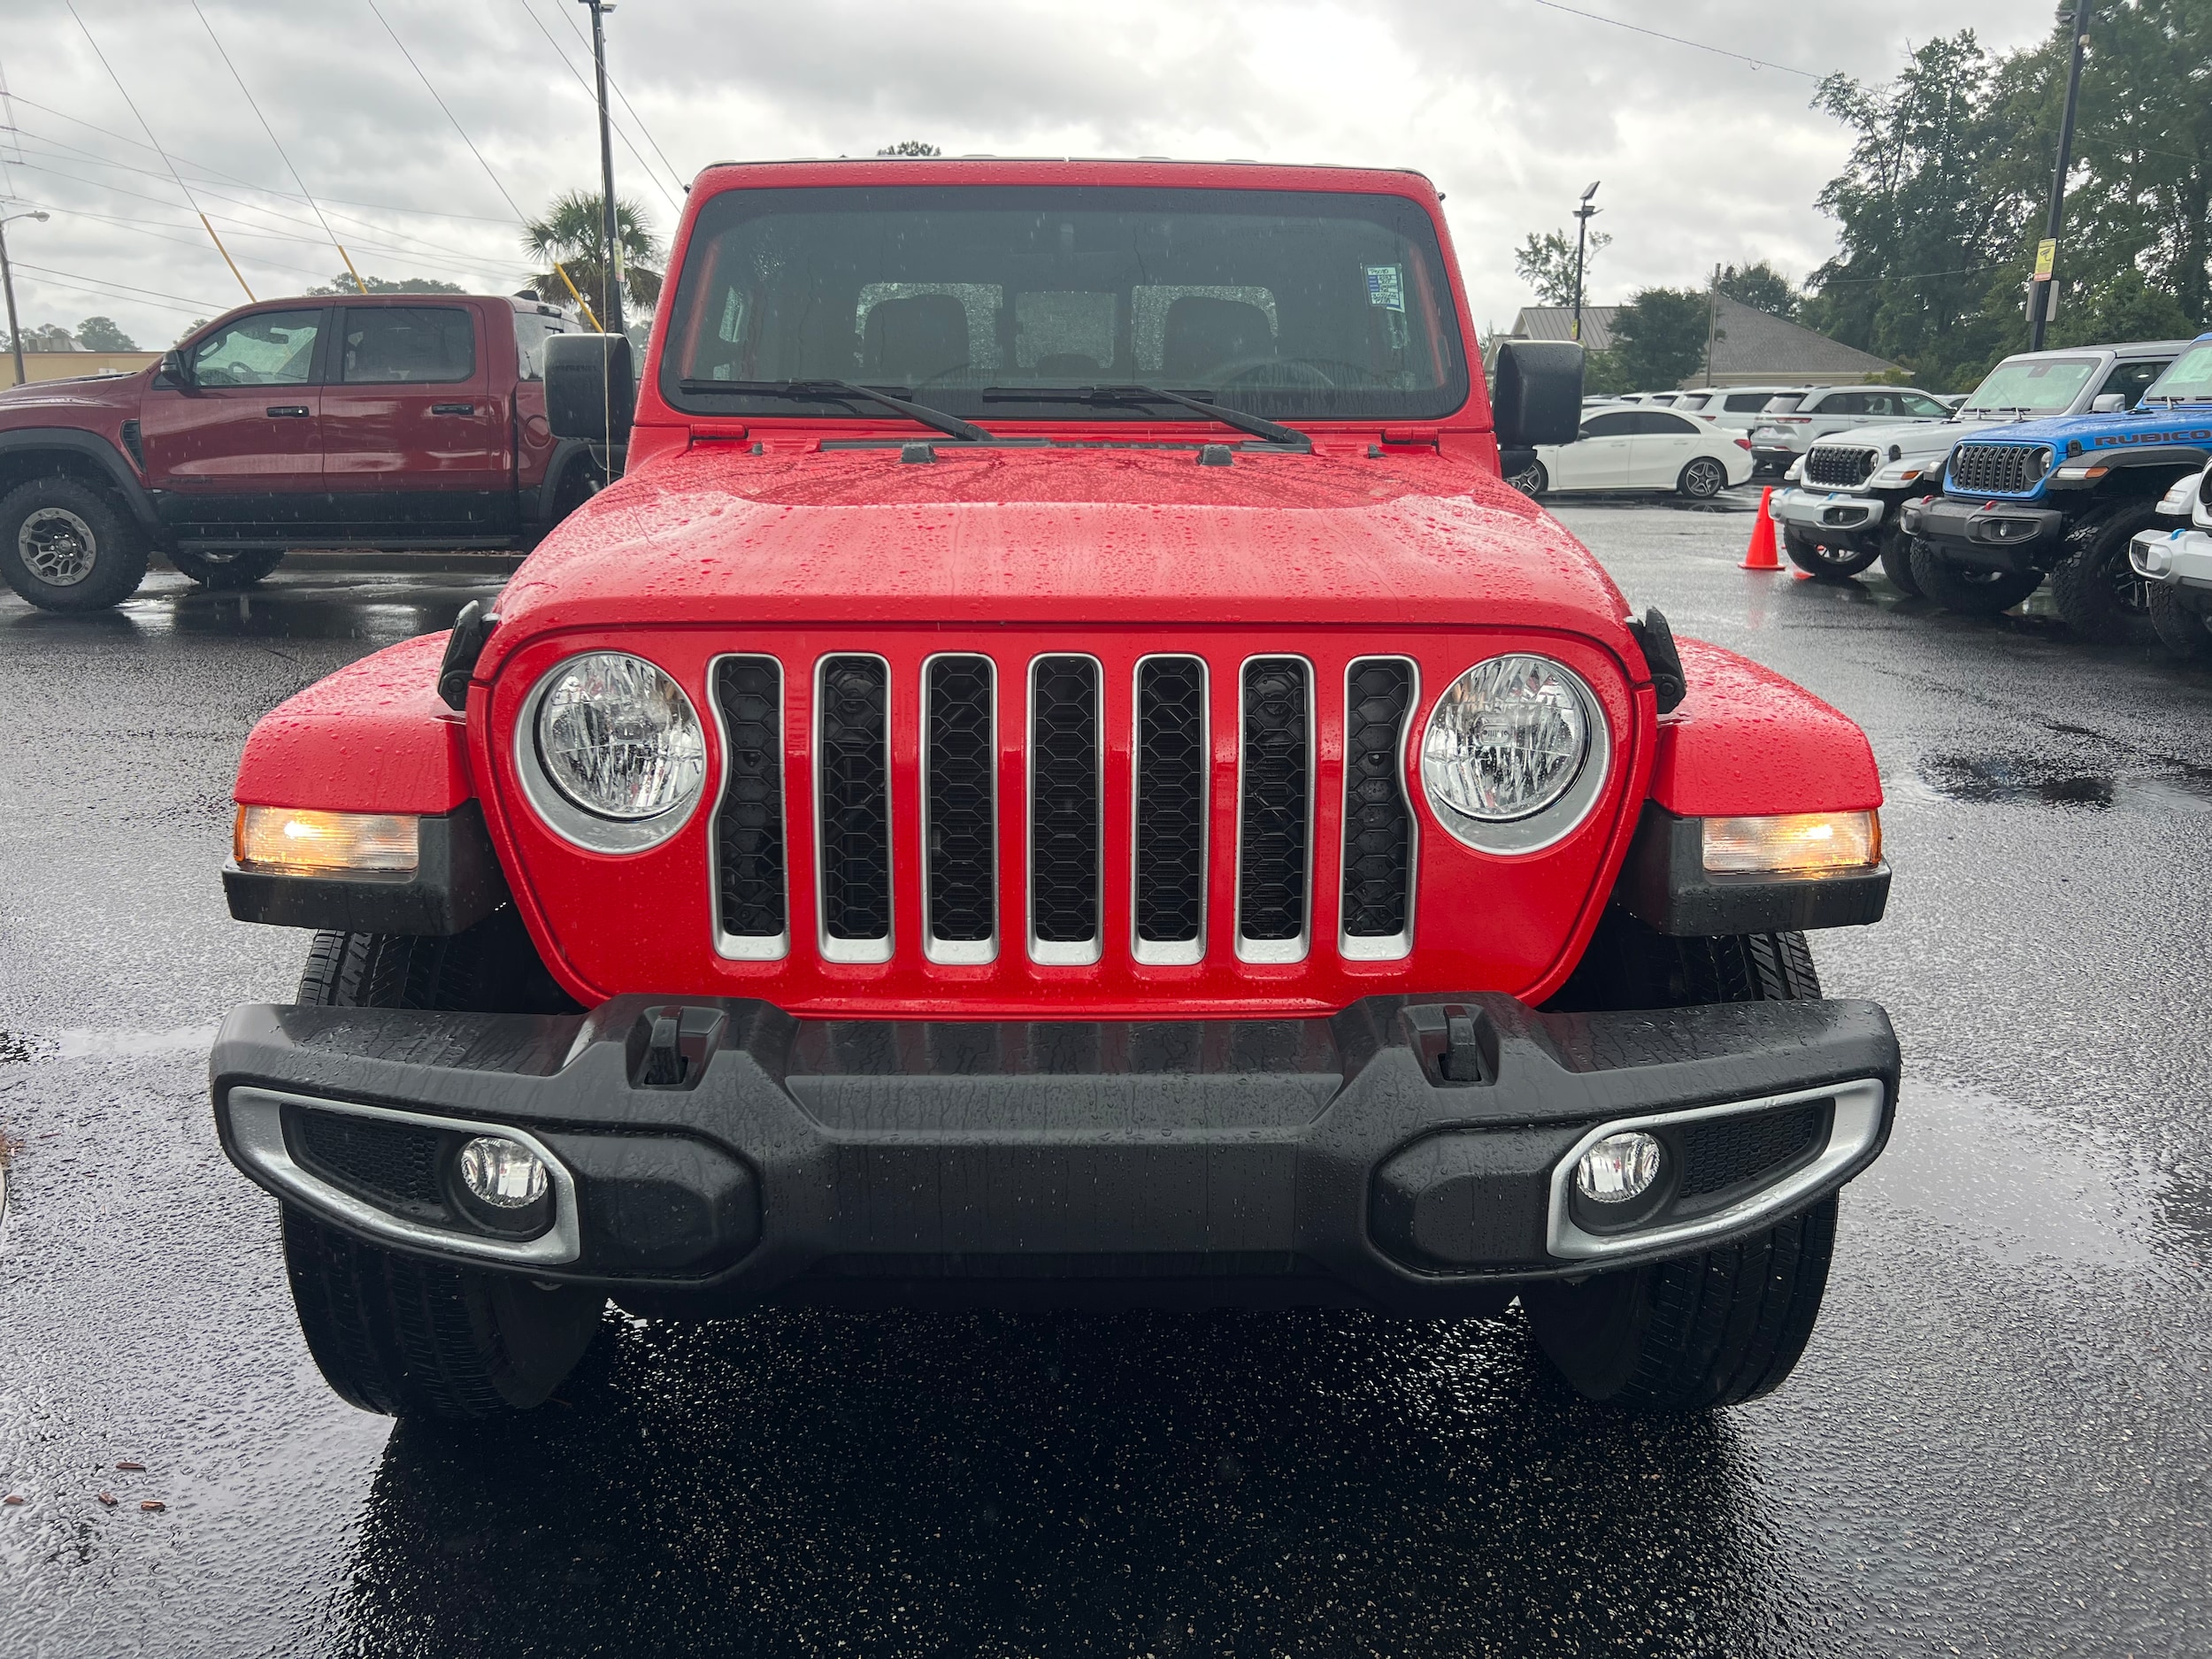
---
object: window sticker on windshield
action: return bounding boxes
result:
[1365,265,1405,311]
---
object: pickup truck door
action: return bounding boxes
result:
[321,302,511,536]
[136,306,330,534]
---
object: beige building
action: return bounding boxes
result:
[1498,295,1897,388]
[6,350,162,388]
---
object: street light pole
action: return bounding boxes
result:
[1571,181,1601,343]
[0,211,50,389]
[2030,4,2091,352]
[579,0,625,342]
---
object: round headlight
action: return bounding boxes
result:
[534,652,705,822]
[1422,656,1593,825]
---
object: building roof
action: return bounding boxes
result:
[1503,294,1897,385]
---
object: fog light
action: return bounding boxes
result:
[457,1137,549,1208]
[234,806,419,874]
[1575,1132,1663,1204]
[1702,810,1880,876]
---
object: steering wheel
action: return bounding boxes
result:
[1206,356,1339,389]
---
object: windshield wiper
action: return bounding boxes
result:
[675,377,995,443]
[981,383,1312,452]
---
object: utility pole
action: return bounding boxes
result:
[0,210,49,389]
[1706,263,1721,384]
[1571,181,1601,342]
[580,0,625,341]
[2030,4,2091,351]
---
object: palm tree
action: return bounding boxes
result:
[522,191,662,328]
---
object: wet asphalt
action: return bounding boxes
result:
[2,498,2208,1658]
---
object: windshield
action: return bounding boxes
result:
[1962,356,2097,415]
[2144,342,2212,403]
[660,185,1469,423]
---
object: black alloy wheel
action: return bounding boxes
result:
[1782,524,1881,580]
[0,475,150,611]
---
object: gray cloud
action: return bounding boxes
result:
[0,0,2046,349]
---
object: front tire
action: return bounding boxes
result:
[1531,919,1839,1412]
[0,476,150,611]
[171,547,284,589]
[1877,522,1923,595]
[1677,456,1728,500]
[2048,505,2158,644]
[2147,583,2212,659]
[1908,540,2043,615]
[285,909,595,1418]
[1783,524,1880,580]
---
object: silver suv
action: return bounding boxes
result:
[1769,342,2185,588]
[1748,385,1950,472]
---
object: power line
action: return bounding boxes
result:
[511,0,680,211]
[12,259,222,312]
[365,0,529,225]
[65,0,255,299]
[192,1,365,294]
[538,0,687,195]
[1520,1,1824,80]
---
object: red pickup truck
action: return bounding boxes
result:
[0,293,607,611]
[209,158,1897,1424]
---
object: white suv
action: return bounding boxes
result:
[1749,386,1950,472]
[1672,387,1814,434]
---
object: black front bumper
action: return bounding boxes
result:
[1902,494,2068,571]
[211,994,1898,1314]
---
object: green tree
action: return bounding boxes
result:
[305,273,465,296]
[1717,260,1798,318]
[74,315,137,351]
[522,191,662,327]
[15,322,76,352]
[1515,227,1611,309]
[877,141,941,157]
[1609,288,1711,388]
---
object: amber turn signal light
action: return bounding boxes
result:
[1701,810,1879,876]
[234,807,419,875]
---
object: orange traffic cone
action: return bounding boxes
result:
[1741,488,1782,571]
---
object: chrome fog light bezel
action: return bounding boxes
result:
[1418,656,1610,856]
[514,652,709,854]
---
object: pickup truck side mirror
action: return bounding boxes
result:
[2089,392,2127,413]
[154,348,192,389]
[544,333,634,443]
[1492,340,1585,450]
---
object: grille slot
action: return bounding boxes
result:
[1947,442,2049,495]
[287,1107,446,1221]
[816,654,893,957]
[1237,657,1312,960]
[1804,446,1878,488]
[1340,657,1416,956]
[1678,1103,1825,1199]
[924,655,997,962]
[712,656,787,956]
[1133,656,1209,963]
[1029,655,1102,962]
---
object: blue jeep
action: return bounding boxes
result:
[1902,334,2212,640]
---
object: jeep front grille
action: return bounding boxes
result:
[708,647,1437,969]
[1804,446,1878,488]
[1947,442,2050,495]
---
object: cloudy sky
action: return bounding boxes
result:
[0,0,2051,352]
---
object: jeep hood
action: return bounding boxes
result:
[1940,401,2212,448]
[1811,418,1983,459]
[488,443,1639,656]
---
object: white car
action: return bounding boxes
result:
[1748,385,1950,471]
[1509,404,1756,500]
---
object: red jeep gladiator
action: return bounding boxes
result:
[0,293,605,611]
[209,160,1897,1420]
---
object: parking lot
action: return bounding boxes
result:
[3,495,2208,1657]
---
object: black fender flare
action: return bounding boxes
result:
[533,438,605,527]
[2079,442,2212,473]
[0,427,159,529]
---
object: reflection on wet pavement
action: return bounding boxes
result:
[1909,756,2212,811]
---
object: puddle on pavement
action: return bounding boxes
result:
[1863,1079,2169,1268]
[0,1025,218,1064]
[1901,752,2212,811]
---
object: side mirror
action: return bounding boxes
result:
[1492,340,1585,449]
[544,333,634,443]
[155,348,192,389]
[2089,392,2127,413]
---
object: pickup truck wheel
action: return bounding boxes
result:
[1877,522,1922,595]
[2147,583,2212,659]
[1782,524,1879,580]
[0,477,150,611]
[1527,919,1839,1411]
[171,547,284,589]
[1907,539,2042,615]
[282,909,598,1418]
[2048,505,2158,644]
[281,1206,603,1419]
